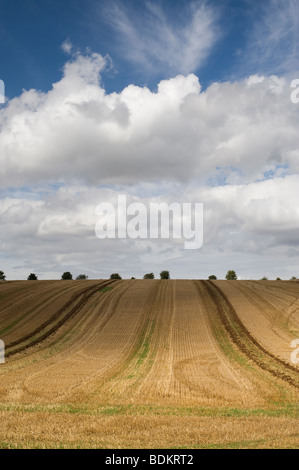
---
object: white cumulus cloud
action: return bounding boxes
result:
[0,52,298,188]
[1,49,299,280]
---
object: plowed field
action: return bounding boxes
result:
[0,279,298,448]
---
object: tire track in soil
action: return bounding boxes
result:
[5,280,134,403]
[224,281,298,356]
[0,281,93,340]
[202,281,299,391]
[5,280,117,358]
[67,280,160,404]
[240,281,299,336]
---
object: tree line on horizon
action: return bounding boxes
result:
[0,269,298,282]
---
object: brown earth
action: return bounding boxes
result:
[0,279,298,448]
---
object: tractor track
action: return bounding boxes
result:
[5,279,116,358]
[201,280,299,390]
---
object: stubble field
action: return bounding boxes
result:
[0,279,298,449]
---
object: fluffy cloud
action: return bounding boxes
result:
[0,51,298,189]
[2,174,299,280]
[1,49,299,280]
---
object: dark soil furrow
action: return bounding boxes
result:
[5,280,116,357]
[202,280,299,390]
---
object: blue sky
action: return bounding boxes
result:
[1,0,297,99]
[0,0,299,280]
